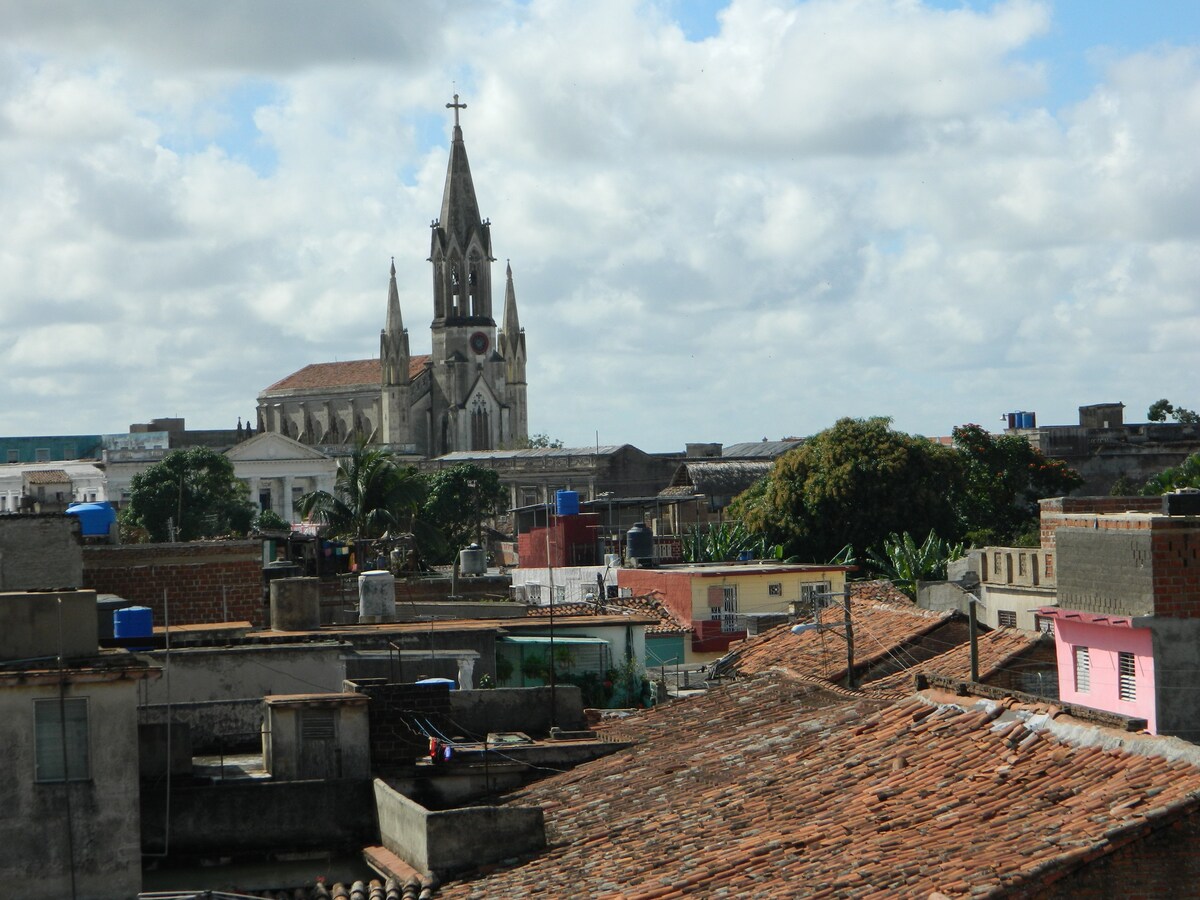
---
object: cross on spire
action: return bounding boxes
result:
[446,93,467,126]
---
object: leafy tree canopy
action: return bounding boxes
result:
[122,447,255,542]
[1148,399,1200,424]
[420,464,508,564]
[1142,452,1200,495]
[952,423,1083,544]
[296,442,425,540]
[729,417,965,563]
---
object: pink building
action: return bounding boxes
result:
[1036,610,1157,732]
[1037,499,1200,738]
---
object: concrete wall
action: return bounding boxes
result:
[447,686,586,737]
[374,778,545,877]
[0,590,98,662]
[140,698,264,754]
[1056,529,1156,617]
[264,694,370,780]
[0,514,83,590]
[140,642,346,706]
[1150,618,1200,742]
[82,541,263,626]
[0,674,145,899]
[142,778,375,857]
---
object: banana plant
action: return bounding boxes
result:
[866,530,965,599]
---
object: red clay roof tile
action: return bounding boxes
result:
[433,673,1200,898]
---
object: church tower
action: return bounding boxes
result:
[380,258,410,444]
[498,261,528,441]
[426,95,527,455]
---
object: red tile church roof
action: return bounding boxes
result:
[261,355,430,393]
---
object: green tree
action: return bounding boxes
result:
[419,463,508,563]
[729,417,965,562]
[253,509,290,532]
[1142,452,1200,495]
[122,447,255,542]
[296,442,425,540]
[866,531,965,599]
[952,423,1083,545]
[1148,399,1200,424]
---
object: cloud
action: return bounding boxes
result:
[0,0,1199,449]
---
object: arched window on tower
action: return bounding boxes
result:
[470,394,491,451]
[450,265,462,318]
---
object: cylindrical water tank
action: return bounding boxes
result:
[113,606,154,650]
[358,570,396,624]
[459,544,487,576]
[626,522,654,563]
[556,489,580,516]
[270,577,321,631]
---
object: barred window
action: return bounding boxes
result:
[1073,646,1091,693]
[1118,652,1137,702]
[997,610,1017,628]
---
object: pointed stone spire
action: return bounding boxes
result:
[386,257,404,334]
[381,258,410,387]
[502,260,521,336]
[438,103,485,251]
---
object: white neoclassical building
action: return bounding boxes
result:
[225,432,337,523]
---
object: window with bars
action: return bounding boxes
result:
[34,697,90,782]
[997,610,1017,628]
[1118,652,1137,702]
[1073,646,1091,693]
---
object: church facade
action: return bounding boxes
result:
[257,98,528,458]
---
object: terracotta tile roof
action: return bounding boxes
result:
[24,469,70,484]
[435,675,1200,898]
[524,592,692,635]
[261,355,430,393]
[725,580,951,682]
[865,626,1052,698]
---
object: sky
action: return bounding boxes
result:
[2,0,1200,452]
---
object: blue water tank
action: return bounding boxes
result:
[415,677,457,690]
[1020,412,1033,429]
[555,489,580,516]
[65,501,117,537]
[627,522,654,562]
[113,606,154,649]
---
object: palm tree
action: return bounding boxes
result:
[295,441,425,540]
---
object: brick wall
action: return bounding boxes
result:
[82,541,264,627]
[1150,526,1200,618]
[1054,519,1200,619]
[1039,496,1162,550]
[1032,806,1200,898]
[349,682,451,768]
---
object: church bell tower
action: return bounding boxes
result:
[425,95,526,455]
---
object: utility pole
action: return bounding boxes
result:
[842,582,856,690]
[968,594,980,683]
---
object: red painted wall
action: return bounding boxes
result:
[517,514,601,567]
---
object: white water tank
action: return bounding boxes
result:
[358,570,396,623]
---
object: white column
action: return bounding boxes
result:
[281,475,295,521]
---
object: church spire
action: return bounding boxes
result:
[502,260,521,336]
[386,257,403,334]
[430,94,494,324]
[381,258,410,387]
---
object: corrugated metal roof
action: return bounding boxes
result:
[437,445,628,461]
[721,440,803,459]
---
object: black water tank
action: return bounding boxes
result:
[626,522,654,564]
